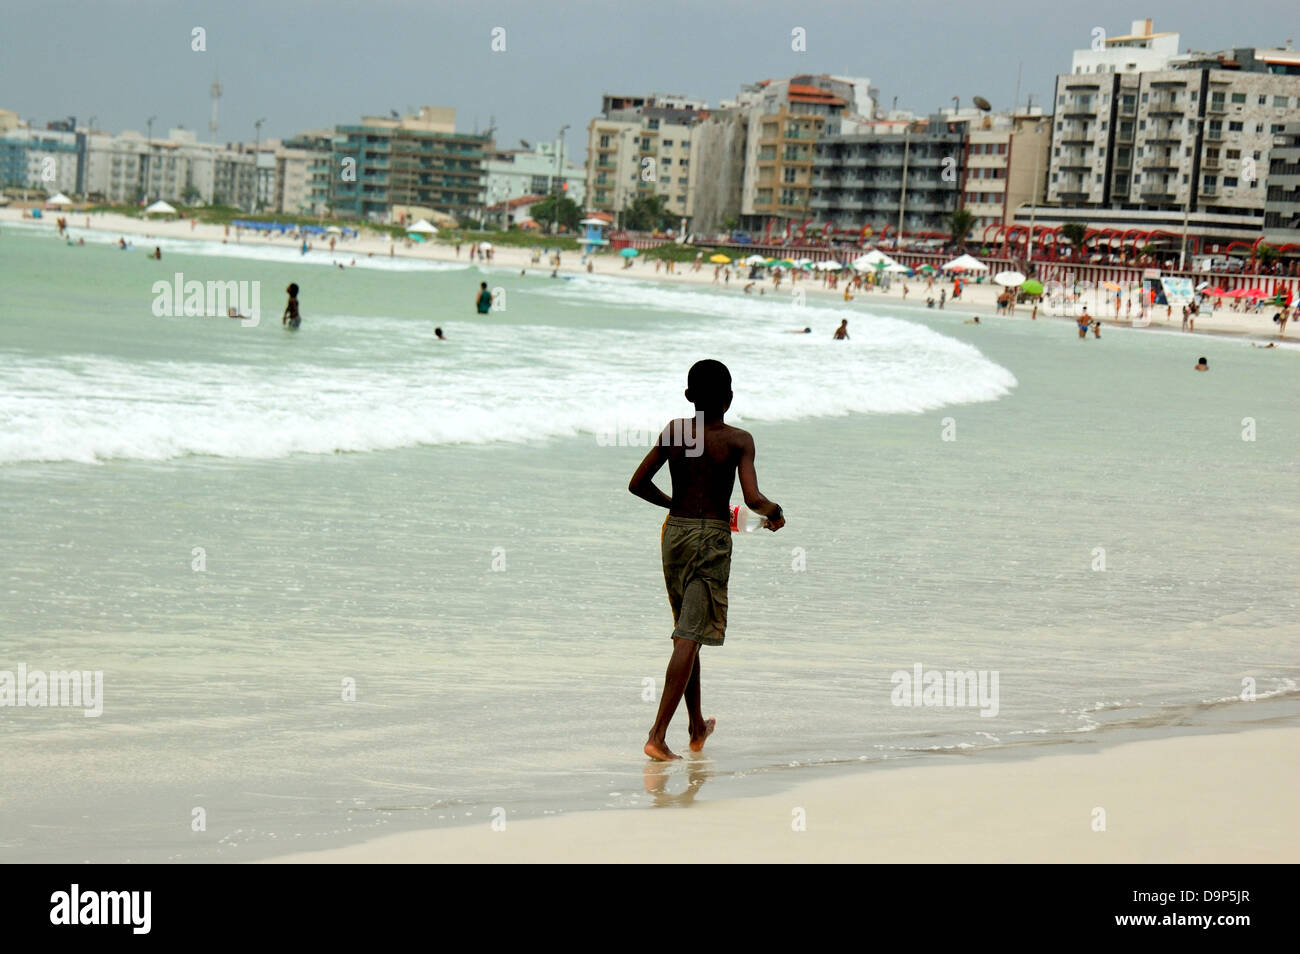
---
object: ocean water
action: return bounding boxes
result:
[1,224,1297,862]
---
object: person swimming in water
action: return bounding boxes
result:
[435,327,446,341]
[282,283,301,330]
[1195,356,1208,371]
[476,282,492,314]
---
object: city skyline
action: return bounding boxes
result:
[4,0,1296,156]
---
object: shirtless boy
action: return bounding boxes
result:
[628,359,785,761]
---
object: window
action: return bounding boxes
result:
[681,140,690,148]
[1139,120,1146,130]
[1095,174,1103,184]
[662,158,672,166]
[1274,96,1289,107]
[1229,121,1243,132]
[1141,92,1149,103]
[1204,175,1217,186]
[647,119,659,130]
[640,138,650,150]
[1101,121,1108,131]
[1258,95,1267,105]
[1230,93,1246,104]
[598,135,610,148]
[662,139,673,147]
[1224,176,1238,187]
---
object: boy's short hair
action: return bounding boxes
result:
[287,283,299,296]
[687,359,732,412]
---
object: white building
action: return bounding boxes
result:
[485,140,585,209]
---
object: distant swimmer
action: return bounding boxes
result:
[301,239,308,256]
[152,246,161,260]
[476,281,492,314]
[786,327,812,334]
[833,319,849,341]
[435,327,446,341]
[1195,356,1209,371]
[226,307,248,320]
[964,315,980,324]
[1093,318,1102,338]
[1252,342,1277,349]
[282,283,301,330]
[118,237,128,250]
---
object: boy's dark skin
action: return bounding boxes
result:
[628,383,784,762]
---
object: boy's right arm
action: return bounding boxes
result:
[736,431,784,531]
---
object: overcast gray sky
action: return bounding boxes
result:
[4,0,1295,158]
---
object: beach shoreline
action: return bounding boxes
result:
[265,724,1300,863]
[5,208,1292,342]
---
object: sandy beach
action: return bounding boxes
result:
[5,208,1291,341]
[268,727,1300,863]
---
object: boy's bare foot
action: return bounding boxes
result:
[689,717,716,751]
[644,738,681,761]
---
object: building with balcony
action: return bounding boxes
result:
[1264,123,1300,244]
[583,93,707,224]
[330,107,491,223]
[485,139,585,210]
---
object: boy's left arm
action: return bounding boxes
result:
[628,429,673,509]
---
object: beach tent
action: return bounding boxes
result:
[884,263,911,274]
[143,200,176,216]
[941,253,988,273]
[407,219,437,235]
[854,249,900,270]
[46,192,74,207]
[816,260,843,271]
[993,270,1026,287]
[478,240,492,250]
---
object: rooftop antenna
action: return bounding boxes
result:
[209,71,222,142]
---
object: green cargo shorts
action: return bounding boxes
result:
[661,515,733,647]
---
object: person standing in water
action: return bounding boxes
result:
[833,319,849,340]
[282,283,301,330]
[627,359,785,761]
[476,282,492,314]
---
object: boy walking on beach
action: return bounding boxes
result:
[628,360,785,761]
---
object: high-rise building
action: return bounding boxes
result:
[583,93,708,224]
[331,107,492,223]
[1264,122,1300,245]
[735,75,872,231]
[485,139,585,210]
[1042,19,1300,248]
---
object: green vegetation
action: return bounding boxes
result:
[1060,222,1089,251]
[623,195,678,231]
[529,195,581,232]
[948,208,974,245]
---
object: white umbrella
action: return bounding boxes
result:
[816,260,843,271]
[579,218,609,226]
[326,225,343,234]
[143,199,176,215]
[993,270,1026,287]
[853,249,899,270]
[406,218,437,234]
[884,263,911,274]
[742,254,767,265]
[46,192,74,207]
[940,253,989,272]
[479,241,493,250]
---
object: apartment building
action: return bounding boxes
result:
[1045,19,1300,244]
[331,107,491,223]
[584,93,707,224]
[811,116,966,237]
[1264,122,1300,244]
[0,126,82,193]
[962,110,1051,238]
[277,132,334,215]
[736,75,872,231]
[485,139,585,209]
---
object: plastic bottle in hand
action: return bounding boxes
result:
[730,503,768,533]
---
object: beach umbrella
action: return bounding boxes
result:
[46,192,74,207]
[478,240,492,250]
[742,254,767,265]
[940,253,989,272]
[143,199,176,216]
[1242,288,1268,299]
[1204,286,1228,296]
[326,225,343,234]
[777,258,795,267]
[1102,281,1123,292]
[917,263,937,273]
[817,260,844,271]
[994,270,1026,287]
[884,263,911,274]
[1020,278,1044,296]
[709,253,731,264]
[620,247,639,258]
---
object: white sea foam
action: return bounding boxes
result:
[0,269,1016,464]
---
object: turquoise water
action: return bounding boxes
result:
[1,224,1297,862]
